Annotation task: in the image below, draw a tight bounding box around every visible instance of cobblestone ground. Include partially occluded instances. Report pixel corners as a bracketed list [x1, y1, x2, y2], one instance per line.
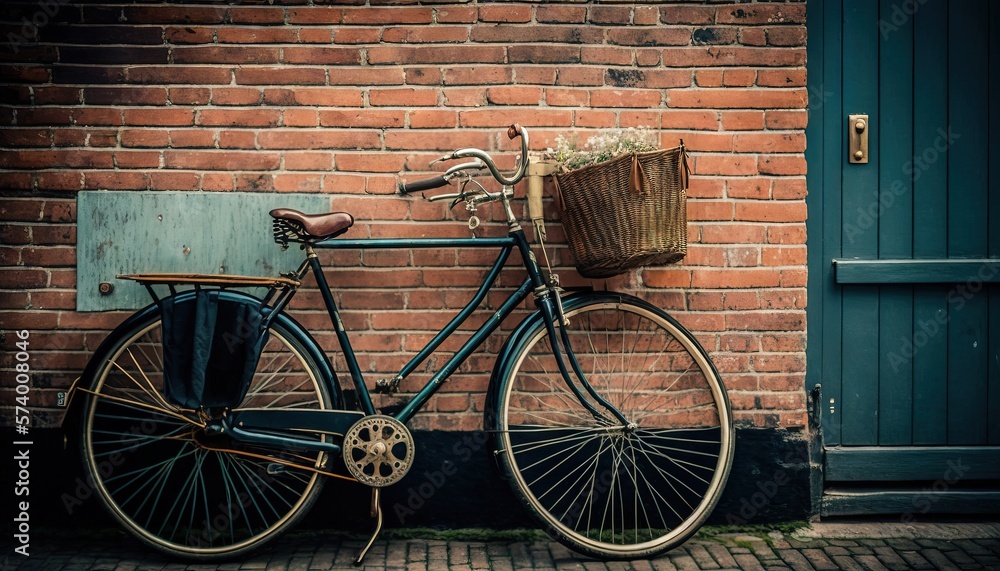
[6, 528, 1000, 571]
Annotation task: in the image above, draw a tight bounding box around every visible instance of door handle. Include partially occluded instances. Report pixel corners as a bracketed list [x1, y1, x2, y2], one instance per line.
[849, 114, 869, 164]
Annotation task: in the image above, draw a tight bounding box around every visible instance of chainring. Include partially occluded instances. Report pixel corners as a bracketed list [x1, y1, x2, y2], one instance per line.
[343, 415, 415, 487]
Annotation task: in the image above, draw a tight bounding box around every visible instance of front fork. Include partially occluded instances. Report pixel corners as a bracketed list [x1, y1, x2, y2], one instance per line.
[534, 282, 631, 427]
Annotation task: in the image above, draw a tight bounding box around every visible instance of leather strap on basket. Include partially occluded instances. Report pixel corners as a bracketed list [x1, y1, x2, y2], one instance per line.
[553, 173, 566, 212]
[679, 140, 690, 190]
[629, 152, 647, 195]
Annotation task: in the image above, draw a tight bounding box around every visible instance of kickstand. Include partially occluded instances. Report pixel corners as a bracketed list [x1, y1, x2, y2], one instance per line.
[353, 488, 382, 566]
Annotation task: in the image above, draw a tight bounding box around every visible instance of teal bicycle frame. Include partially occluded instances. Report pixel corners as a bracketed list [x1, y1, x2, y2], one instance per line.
[222, 223, 629, 455]
[312, 232, 538, 424]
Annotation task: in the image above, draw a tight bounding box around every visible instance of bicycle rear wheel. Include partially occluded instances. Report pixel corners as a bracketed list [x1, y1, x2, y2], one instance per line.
[78, 304, 333, 559]
[491, 293, 733, 559]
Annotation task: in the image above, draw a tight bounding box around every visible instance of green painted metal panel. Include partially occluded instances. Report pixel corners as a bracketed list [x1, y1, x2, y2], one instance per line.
[946, 1, 990, 446]
[840, 0, 880, 446]
[825, 446, 1000, 481]
[834, 259, 1000, 283]
[77, 191, 330, 311]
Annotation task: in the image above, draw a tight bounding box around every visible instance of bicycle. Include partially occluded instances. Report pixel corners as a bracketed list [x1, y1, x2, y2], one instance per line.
[69, 124, 734, 564]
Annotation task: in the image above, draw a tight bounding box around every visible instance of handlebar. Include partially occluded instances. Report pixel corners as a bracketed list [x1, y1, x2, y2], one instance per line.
[397, 124, 529, 196]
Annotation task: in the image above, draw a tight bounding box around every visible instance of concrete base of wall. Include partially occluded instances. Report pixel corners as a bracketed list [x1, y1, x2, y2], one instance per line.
[8, 426, 813, 531]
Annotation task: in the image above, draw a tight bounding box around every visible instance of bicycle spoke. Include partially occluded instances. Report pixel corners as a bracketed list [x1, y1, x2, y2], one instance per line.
[499, 298, 732, 558]
[82, 319, 329, 557]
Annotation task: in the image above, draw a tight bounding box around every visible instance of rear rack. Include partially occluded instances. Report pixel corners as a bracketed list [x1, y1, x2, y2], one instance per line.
[117, 273, 300, 314]
[118, 273, 300, 289]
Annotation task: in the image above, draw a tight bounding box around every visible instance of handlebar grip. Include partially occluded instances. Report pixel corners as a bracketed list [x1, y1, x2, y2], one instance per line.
[507, 124, 523, 140]
[399, 175, 448, 195]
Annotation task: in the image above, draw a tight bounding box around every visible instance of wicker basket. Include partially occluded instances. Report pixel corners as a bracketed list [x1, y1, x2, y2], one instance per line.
[553, 143, 689, 278]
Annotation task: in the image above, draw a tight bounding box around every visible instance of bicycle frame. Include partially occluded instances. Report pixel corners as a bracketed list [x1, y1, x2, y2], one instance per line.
[307, 229, 546, 424]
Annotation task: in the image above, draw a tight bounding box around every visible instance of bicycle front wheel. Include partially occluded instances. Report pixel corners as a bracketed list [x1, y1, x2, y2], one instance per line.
[78, 304, 333, 559]
[491, 293, 733, 559]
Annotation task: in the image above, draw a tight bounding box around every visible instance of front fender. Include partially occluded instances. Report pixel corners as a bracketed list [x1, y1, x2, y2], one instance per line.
[62, 290, 341, 444]
[483, 290, 638, 459]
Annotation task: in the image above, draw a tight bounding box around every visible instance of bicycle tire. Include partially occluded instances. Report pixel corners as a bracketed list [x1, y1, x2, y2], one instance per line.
[78, 297, 333, 559]
[489, 292, 734, 560]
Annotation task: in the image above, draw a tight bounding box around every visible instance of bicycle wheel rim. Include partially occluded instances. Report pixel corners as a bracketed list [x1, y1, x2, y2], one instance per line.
[81, 318, 329, 557]
[498, 300, 733, 557]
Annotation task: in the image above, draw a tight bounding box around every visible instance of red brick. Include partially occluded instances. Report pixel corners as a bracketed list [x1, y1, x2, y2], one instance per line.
[329, 67, 406, 86]
[662, 47, 805, 68]
[607, 28, 691, 46]
[634, 6, 659, 26]
[740, 28, 767, 47]
[661, 6, 715, 25]
[716, 4, 806, 25]
[408, 110, 457, 129]
[590, 89, 661, 108]
[765, 110, 808, 130]
[479, 4, 531, 23]
[335, 153, 407, 173]
[735, 202, 807, 223]
[258, 130, 380, 150]
[198, 109, 281, 128]
[535, 5, 587, 24]
[169, 87, 210, 105]
[211, 88, 264, 106]
[382, 26, 469, 44]
[284, 152, 334, 171]
[127, 66, 232, 85]
[287, 7, 343, 25]
[228, 7, 284, 24]
[319, 110, 404, 128]
[459, 109, 571, 128]
[370, 88, 438, 107]
[721, 111, 766, 131]
[151, 171, 199, 191]
[436, 6, 478, 24]
[282, 47, 361, 65]
[487, 86, 542, 106]
[218, 130, 255, 149]
[172, 46, 279, 65]
[163, 150, 280, 171]
[334, 28, 380, 44]
[734, 133, 806, 153]
[757, 69, 808, 87]
[758, 155, 807, 176]
[668, 88, 808, 109]
[234, 67, 327, 86]
[342, 7, 432, 25]
[120, 109, 186, 128]
[772, 178, 807, 200]
[767, 27, 807, 47]
[217, 27, 300, 44]
[728, 178, 771, 199]
[369, 46, 505, 65]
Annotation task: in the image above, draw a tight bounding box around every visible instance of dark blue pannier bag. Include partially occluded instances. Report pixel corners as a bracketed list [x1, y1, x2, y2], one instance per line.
[160, 290, 269, 409]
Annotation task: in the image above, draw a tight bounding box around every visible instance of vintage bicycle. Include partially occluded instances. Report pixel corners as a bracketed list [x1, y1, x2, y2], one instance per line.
[69, 125, 734, 564]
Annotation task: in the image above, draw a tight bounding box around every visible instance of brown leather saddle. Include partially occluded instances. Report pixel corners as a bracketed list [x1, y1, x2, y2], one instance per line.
[270, 208, 354, 248]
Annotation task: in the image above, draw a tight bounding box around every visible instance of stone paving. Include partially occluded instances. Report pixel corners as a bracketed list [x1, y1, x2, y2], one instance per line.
[5, 525, 999, 571]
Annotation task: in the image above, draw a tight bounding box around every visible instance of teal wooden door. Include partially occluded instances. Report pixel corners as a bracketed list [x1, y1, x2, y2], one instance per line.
[807, 0, 1000, 514]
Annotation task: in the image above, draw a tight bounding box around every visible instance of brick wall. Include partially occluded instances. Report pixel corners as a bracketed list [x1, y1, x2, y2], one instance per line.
[0, 1, 808, 432]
